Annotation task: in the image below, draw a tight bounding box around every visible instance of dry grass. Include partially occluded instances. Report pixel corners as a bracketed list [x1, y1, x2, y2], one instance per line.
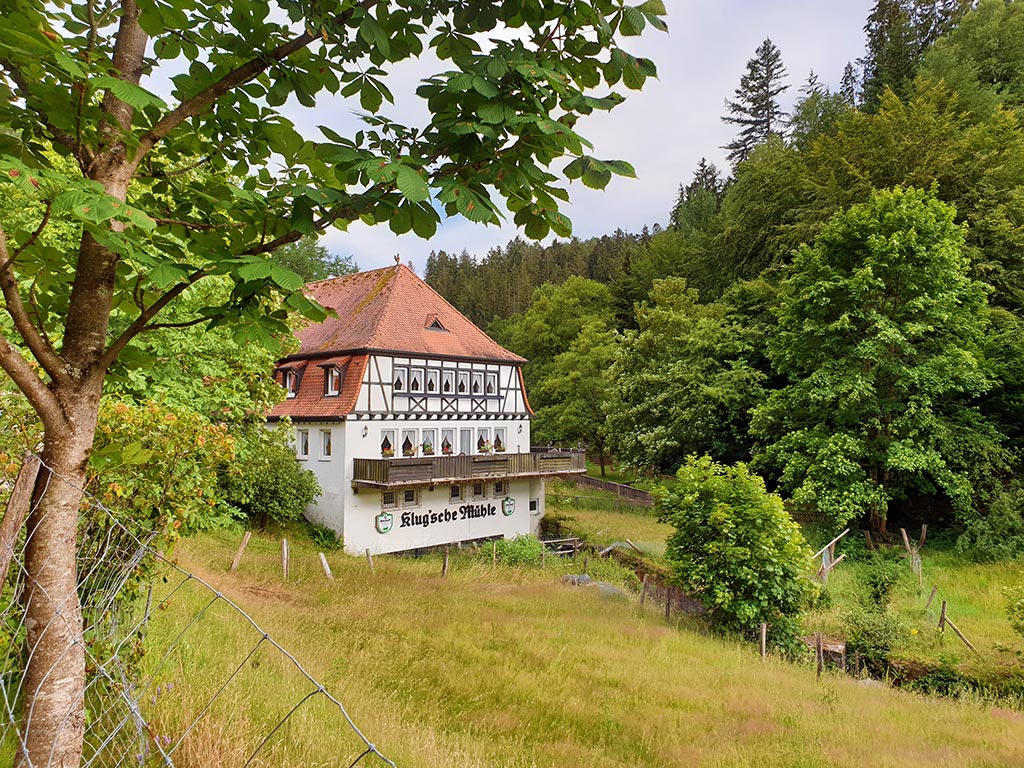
[140, 530, 1024, 767]
[551, 502, 672, 560]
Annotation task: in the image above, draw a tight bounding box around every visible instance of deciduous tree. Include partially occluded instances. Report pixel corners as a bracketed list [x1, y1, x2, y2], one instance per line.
[0, 1, 666, 763]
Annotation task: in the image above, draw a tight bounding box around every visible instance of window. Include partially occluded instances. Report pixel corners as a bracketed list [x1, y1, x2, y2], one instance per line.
[442, 370, 455, 394]
[449, 485, 462, 502]
[296, 429, 309, 459]
[457, 371, 469, 395]
[421, 428, 436, 456]
[380, 429, 396, 458]
[493, 427, 506, 453]
[472, 482, 485, 499]
[427, 317, 447, 331]
[402, 429, 418, 457]
[471, 372, 483, 395]
[409, 367, 425, 394]
[284, 370, 298, 398]
[441, 428, 455, 456]
[477, 428, 491, 454]
[325, 366, 342, 396]
[426, 368, 439, 394]
[485, 373, 498, 396]
[384, 489, 419, 509]
[460, 428, 473, 455]
[393, 366, 407, 393]
[529, 499, 539, 512]
[382, 491, 397, 509]
[402, 489, 419, 506]
[320, 429, 332, 458]
[494, 480, 505, 496]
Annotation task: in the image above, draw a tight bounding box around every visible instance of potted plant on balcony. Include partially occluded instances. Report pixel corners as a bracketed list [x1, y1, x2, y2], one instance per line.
[494, 435, 505, 452]
[382, 447, 395, 458]
[422, 440, 435, 456]
[479, 439, 493, 454]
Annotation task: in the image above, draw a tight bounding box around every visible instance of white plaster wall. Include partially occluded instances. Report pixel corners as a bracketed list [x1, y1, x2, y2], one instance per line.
[346, 480, 533, 555]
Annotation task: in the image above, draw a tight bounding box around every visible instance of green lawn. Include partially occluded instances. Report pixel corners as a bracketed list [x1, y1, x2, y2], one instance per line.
[138, 529, 1024, 768]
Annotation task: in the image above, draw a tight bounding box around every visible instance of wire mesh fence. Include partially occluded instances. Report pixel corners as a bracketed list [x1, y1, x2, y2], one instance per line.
[1, 455, 395, 767]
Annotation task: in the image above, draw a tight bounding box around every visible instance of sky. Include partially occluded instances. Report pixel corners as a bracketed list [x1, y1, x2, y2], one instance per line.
[309, 1, 876, 274]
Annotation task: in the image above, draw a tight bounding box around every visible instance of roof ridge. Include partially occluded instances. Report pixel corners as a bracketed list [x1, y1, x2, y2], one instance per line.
[365, 264, 404, 349]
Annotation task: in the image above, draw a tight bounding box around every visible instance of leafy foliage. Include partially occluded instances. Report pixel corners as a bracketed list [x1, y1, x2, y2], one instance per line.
[219, 426, 320, 530]
[492, 535, 545, 567]
[656, 456, 816, 650]
[752, 187, 994, 531]
[1005, 585, 1024, 641]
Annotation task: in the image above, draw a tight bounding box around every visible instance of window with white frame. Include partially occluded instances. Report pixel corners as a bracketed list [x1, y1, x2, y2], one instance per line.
[442, 370, 455, 394]
[457, 371, 469, 395]
[421, 428, 436, 456]
[460, 428, 472, 455]
[320, 429, 332, 458]
[296, 429, 309, 459]
[402, 488, 419, 506]
[426, 368, 439, 394]
[380, 429, 396, 458]
[284, 370, 298, 398]
[325, 366, 342, 396]
[471, 372, 483, 395]
[477, 427, 491, 454]
[393, 366, 407, 393]
[382, 490, 397, 509]
[493, 427, 507, 453]
[485, 373, 498, 396]
[401, 429, 418, 457]
[409, 367, 425, 394]
[441, 428, 455, 456]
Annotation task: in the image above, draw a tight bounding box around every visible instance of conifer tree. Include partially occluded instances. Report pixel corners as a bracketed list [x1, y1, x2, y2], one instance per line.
[670, 158, 725, 230]
[840, 62, 860, 106]
[722, 38, 790, 165]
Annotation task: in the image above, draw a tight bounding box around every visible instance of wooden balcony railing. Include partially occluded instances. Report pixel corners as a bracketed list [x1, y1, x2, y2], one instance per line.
[352, 451, 585, 488]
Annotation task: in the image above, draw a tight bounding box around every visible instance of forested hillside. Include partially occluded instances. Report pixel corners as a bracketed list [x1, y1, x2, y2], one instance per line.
[425, 0, 1024, 545]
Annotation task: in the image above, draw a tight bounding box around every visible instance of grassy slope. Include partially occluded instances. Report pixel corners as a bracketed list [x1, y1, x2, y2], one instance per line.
[144, 530, 1024, 768]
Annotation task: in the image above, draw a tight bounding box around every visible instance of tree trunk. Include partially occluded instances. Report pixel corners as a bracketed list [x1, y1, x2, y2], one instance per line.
[598, 445, 606, 478]
[16, 393, 101, 768]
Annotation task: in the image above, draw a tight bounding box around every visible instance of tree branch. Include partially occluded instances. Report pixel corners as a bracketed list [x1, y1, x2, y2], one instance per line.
[12, 201, 52, 259]
[0, 333, 59, 426]
[243, 204, 359, 255]
[0, 222, 66, 383]
[0, 59, 88, 160]
[141, 316, 212, 331]
[98, 268, 209, 370]
[152, 217, 224, 231]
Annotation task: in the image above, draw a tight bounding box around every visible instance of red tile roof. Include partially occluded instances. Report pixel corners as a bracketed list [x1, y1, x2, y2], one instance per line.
[288, 264, 525, 363]
[269, 355, 367, 420]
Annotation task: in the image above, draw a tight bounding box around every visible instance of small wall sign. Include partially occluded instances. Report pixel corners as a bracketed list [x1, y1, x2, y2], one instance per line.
[502, 497, 515, 516]
[375, 511, 394, 534]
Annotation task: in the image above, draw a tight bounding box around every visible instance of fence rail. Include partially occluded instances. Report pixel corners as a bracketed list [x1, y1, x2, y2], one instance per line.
[353, 450, 585, 488]
[572, 475, 653, 506]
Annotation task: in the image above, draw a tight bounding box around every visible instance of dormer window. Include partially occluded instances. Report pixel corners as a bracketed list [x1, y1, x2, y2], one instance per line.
[284, 370, 298, 398]
[325, 366, 341, 396]
[425, 314, 448, 332]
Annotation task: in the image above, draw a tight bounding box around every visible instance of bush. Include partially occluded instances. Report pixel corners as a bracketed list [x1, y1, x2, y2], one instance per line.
[492, 535, 545, 567]
[957, 484, 1024, 562]
[1004, 585, 1024, 640]
[845, 609, 905, 675]
[306, 520, 342, 552]
[656, 456, 817, 651]
[861, 550, 904, 611]
[220, 426, 320, 529]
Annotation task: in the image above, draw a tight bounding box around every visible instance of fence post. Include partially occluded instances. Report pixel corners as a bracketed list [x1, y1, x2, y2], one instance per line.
[319, 552, 334, 582]
[925, 584, 937, 610]
[365, 548, 375, 574]
[442, 545, 449, 578]
[815, 633, 823, 680]
[492, 540, 497, 567]
[281, 538, 289, 581]
[640, 574, 649, 607]
[760, 622, 767, 659]
[0, 454, 40, 587]
[665, 587, 671, 622]
[230, 530, 252, 574]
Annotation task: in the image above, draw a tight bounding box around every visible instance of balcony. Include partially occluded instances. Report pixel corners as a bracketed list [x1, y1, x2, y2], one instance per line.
[352, 450, 585, 489]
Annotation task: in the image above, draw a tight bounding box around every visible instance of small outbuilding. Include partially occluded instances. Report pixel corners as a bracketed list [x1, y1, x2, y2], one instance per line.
[268, 263, 584, 555]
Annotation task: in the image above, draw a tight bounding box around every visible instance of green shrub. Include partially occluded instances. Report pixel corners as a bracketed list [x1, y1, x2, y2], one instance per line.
[220, 426, 320, 529]
[861, 550, 904, 611]
[655, 456, 817, 651]
[306, 520, 342, 552]
[845, 609, 905, 675]
[957, 484, 1024, 562]
[1004, 585, 1024, 639]
[492, 535, 545, 567]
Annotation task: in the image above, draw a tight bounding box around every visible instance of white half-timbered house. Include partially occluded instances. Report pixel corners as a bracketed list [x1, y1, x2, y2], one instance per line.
[268, 263, 585, 555]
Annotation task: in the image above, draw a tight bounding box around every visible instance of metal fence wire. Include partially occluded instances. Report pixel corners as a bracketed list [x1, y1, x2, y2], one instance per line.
[0, 455, 395, 767]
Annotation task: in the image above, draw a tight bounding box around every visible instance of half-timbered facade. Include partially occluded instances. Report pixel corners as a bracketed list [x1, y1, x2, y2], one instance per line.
[267, 263, 584, 555]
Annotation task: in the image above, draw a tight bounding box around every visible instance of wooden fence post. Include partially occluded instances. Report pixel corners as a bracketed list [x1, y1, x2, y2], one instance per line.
[492, 540, 497, 567]
[319, 552, 334, 581]
[925, 584, 937, 610]
[665, 587, 672, 622]
[230, 531, 252, 574]
[442, 545, 450, 578]
[918, 524, 928, 549]
[365, 548, 375, 574]
[815, 633, 823, 680]
[0, 455, 40, 588]
[281, 538, 289, 581]
[938, 600, 947, 630]
[640, 574, 649, 607]
[760, 622, 767, 659]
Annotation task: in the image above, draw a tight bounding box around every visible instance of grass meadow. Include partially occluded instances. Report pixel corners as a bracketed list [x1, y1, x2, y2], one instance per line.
[140, 528, 1024, 768]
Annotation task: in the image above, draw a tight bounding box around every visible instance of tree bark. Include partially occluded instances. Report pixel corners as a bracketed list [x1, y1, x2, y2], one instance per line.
[16, 389, 102, 768]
